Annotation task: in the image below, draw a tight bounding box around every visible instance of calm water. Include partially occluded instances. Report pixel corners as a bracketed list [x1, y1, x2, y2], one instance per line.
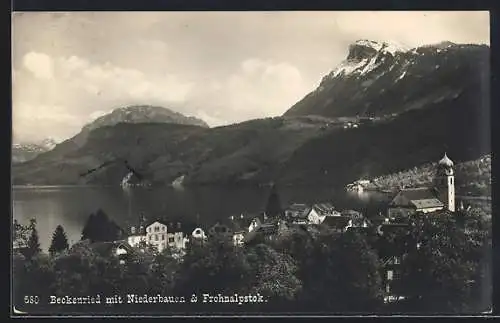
[12, 185, 391, 251]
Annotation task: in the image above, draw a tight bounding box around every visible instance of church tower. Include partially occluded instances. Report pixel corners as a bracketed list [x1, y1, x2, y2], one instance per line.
[435, 153, 455, 212]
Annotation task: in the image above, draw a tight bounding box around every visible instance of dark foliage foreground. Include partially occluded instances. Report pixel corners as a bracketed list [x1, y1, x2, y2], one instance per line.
[13, 208, 491, 315]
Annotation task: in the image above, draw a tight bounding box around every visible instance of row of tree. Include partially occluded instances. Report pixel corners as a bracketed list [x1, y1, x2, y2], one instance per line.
[13, 208, 121, 261]
[12, 206, 492, 314]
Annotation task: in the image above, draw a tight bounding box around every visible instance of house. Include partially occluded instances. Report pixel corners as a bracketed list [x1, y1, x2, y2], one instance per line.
[308, 203, 341, 224]
[387, 187, 444, 218]
[226, 216, 249, 246]
[242, 220, 285, 245]
[321, 216, 352, 233]
[127, 219, 189, 253]
[285, 204, 312, 224]
[128, 225, 147, 247]
[387, 153, 456, 218]
[341, 209, 370, 229]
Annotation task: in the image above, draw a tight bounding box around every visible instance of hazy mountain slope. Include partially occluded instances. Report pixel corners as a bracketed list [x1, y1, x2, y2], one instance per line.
[284, 40, 489, 119]
[12, 138, 58, 164]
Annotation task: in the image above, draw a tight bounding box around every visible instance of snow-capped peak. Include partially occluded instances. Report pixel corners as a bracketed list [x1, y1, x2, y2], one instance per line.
[354, 39, 410, 55]
[12, 138, 58, 151]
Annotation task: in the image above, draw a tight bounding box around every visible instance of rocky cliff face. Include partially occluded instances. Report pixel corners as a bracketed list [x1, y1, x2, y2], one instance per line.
[284, 40, 489, 119]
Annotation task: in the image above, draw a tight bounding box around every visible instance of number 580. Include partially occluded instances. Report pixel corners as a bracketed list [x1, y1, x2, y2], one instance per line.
[24, 296, 39, 304]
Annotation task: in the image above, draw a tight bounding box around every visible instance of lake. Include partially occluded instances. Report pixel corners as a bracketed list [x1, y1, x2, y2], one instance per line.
[12, 185, 391, 251]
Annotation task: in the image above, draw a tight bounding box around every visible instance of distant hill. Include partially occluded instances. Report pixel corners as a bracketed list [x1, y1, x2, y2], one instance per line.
[12, 138, 58, 164]
[12, 41, 490, 188]
[83, 105, 209, 133]
[12, 117, 334, 186]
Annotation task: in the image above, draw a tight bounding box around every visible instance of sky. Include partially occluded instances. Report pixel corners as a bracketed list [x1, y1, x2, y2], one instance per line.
[12, 11, 490, 143]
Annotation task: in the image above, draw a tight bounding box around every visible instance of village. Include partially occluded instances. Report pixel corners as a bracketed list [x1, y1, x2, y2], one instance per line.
[100, 153, 466, 303]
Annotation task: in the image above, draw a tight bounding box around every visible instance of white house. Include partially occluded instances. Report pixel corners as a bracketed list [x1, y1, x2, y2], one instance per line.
[308, 203, 341, 224]
[127, 220, 189, 253]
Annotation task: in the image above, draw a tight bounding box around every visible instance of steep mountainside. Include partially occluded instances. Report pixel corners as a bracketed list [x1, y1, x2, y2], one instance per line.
[284, 40, 489, 119]
[12, 41, 490, 187]
[12, 138, 58, 164]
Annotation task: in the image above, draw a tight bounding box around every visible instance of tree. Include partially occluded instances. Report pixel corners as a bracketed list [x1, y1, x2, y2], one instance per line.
[13, 218, 34, 250]
[394, 211, 486, 313]
[25, 220, 41, 260]
[244, 243, 302, 309]
[81, 209, 122, 242]
[49, 225, 70, 255]
[174, 236, 252, 296]
[265, 184, 283, 219]
[52, 242, 124, 297]
[275, 226, 383, 312]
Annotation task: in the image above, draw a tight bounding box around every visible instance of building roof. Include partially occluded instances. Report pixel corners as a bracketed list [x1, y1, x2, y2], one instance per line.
[322, 216, 351, 229]
[144, 219, 191, 234]
[410, 198, 444, 209]
[312, 203, 338, 216]
[226, 214, 256, 233]
[341, 209, 363, 219]
[242, 222, 279, 243]
[438, 153, 454, 167]
[80, 240, 134, 256]
[286, 203, 312, 218]
[389, 187, 442, 208]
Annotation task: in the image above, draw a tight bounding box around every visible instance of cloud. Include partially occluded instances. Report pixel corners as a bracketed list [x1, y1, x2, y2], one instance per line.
[334, 11, 490, 47]
[12, 103, 84, 142]
[186, 58, 312, 125]
[11, 12, 490, 142]
[13, 51, 195, 142]
[22, 52, 54, 79]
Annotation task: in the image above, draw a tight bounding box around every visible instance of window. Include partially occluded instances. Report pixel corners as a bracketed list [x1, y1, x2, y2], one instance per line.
[155, 226, 160, 232]
[149, 235, 152, 241]
[387, 270, 393, 281]
[450, 178, 453, 185]
[155, 234, 158, 241]
[162, 234, 165, 240]
[169, 237, 175, 243]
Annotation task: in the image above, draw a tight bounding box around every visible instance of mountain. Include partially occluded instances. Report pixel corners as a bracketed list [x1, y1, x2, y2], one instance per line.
[284, 40, 489, 119]
[12, 117, 334, 186]
[12, 138, 58, 164]
[84, 105, 209, 132]
[276, 40, 489, 186]
[12, 41, 490, 187]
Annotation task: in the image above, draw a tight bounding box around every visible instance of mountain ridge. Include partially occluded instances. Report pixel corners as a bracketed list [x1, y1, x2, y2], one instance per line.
[12, 41, 490, 188]
[284, 41, 488, 119]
